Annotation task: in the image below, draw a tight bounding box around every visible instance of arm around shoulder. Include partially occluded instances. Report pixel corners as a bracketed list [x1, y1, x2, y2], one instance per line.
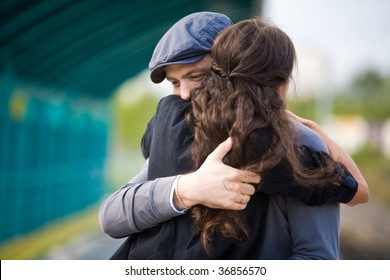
[287, 111, 369, 206]
[304, 120, 369, 206]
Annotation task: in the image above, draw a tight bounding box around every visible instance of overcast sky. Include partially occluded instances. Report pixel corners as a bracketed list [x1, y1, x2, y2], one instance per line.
[262, 0, 390, 91]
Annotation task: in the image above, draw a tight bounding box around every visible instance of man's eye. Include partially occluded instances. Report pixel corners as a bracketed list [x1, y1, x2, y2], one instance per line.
[191, 75, 203, 81]
[170, 81, 179, 87]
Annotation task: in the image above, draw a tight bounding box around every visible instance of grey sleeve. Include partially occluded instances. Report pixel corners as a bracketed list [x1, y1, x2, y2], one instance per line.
[292, 119, 329, 153]
[98, 159, 182, 238]
[286, 197, 340, 260]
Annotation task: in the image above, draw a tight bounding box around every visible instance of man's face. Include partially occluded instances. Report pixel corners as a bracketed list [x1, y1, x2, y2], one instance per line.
[165, 54, 213, 100]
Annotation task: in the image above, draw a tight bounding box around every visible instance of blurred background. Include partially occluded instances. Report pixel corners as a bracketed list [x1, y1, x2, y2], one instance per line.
[0, 0, 389, 260]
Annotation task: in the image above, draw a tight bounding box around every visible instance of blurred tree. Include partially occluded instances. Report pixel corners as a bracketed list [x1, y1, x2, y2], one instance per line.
[334, 69, 390, 121]
[353, 146, 390, 204]
[287, 98, 317, 120]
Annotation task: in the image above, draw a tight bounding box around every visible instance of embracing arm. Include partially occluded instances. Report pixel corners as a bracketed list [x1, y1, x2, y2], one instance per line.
[99, 159, 182, 238]
[99, 138, 260, 238]
[287, 111, 369, 206]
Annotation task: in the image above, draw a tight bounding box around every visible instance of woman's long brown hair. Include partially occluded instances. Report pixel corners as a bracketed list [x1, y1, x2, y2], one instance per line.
[186, 18, 344, 255]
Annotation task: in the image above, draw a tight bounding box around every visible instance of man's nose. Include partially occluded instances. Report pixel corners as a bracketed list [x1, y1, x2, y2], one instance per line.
[179, 83, 191, 100]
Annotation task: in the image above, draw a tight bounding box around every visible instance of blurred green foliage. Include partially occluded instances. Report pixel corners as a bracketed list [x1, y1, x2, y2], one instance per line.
[334, 69, 390, 121]
[105, 91, 160, 190]
[110, 92, 160, 149]
[353, 147, 390, 204]
[287, 98, 316, 120]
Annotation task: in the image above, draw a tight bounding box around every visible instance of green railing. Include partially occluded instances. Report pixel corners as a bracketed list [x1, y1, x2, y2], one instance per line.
[0, 77, 110, 243]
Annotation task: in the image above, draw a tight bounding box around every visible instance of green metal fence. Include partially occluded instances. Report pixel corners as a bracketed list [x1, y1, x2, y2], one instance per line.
[0, 76, 110, 243]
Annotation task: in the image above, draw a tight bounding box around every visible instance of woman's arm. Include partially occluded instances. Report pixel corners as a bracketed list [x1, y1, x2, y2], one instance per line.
[286, 111, 369, 206]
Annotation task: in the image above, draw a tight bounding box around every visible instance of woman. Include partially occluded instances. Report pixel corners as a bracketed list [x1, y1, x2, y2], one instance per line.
[184, 17, 355, 256]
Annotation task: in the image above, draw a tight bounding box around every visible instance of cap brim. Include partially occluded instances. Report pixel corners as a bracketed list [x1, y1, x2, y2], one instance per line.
[150, 54, 205, 83]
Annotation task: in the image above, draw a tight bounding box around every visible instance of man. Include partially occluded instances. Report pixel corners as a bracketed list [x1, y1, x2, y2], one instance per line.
[99, 12, 368, 259]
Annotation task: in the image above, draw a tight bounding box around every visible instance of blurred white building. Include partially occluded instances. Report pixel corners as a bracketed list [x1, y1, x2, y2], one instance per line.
[322, 115, 369, 155]
[382, 119, 390, 158]
[292, 48, 332, 97]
